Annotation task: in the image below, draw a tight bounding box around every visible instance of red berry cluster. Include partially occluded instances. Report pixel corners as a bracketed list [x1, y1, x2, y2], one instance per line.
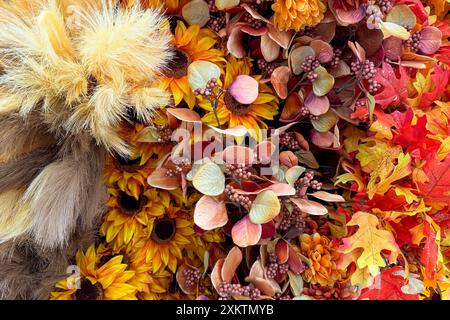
[279, 207, 306, 232]
[165, 158, 191, 177]
[183, 268, 202, 287]
[330, 49, 342, 68]
[295, 171, 322, 196]
[405, 31, 422, 52]
[242, 11, 264, 29]
[266, 253, 290, 279]
[207, 13, 226, 32]
[280, 132, 300, 150]
[193, 78, 219, 98]
[156, 124, 172, 143]
[257, 59, 278, 77]
[366, 4, 383, 30]
[217, 282, 261, 300]
[301, 56, 321, 82]
[225, 185, 252, 210]
[378, 0, 393, 14]
[224, 163, 252, 180]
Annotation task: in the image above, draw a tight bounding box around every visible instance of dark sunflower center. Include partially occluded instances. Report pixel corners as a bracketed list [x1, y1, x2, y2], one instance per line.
[163, 49, 190, 78]
[151, 218, 176, 243]
[75, 278, 103, 300]
[223, 91, 251, 116]
[113, 154, 141, 172]
[118, 192, 148, 215]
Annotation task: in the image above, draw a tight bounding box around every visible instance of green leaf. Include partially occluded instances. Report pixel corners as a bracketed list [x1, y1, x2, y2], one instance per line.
[366, 93, 375, 124]
[311, 110, 339, 132]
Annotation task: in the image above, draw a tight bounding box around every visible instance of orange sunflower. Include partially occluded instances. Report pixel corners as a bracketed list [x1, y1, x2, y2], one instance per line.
[50, 245, 137, 300]
[132, 205, 195, 273]
[159, 21, 225, 108]
[100, 187, 171, 252]
[198, 56, 279, 142]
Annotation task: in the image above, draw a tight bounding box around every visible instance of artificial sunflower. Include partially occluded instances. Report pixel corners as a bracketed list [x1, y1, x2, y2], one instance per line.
[272, 0, 327, 31]
[50, 245, 137, 300]
[159, 21, 224, 108]
[104, 122, 172, 199]
[199, 56, 279, 142]
[126, 250, 173, 299]
[100, 187, 171, 252]
[133, 205, 195, 273]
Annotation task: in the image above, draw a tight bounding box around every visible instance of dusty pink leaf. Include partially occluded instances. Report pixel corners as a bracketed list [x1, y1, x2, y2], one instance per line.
[280, 150, 299, 168]
[290, 197, 328, 215]
[275, 239, 289, 264]
[261, 34, 280, 62]
[194, 195, 228, 230]
[310, 39, 334, 63]
[418, 26, 442, 55]
[231, 216, 262, 248]
[211, 258, 224, 291]
[227, 26, 245, 58]
[223, 145, 255, 165]
[308, 191, 345, 202]
[221, 246, 243, 283]
[229, 75, 259, 104]
[311, 130, 334, 148]
[304, 92, 330, 116]
[166, 108, 202, 123]
[271, 66, 291, 99]
[256, 140, 276, 164]
[147, 168, 181, 190]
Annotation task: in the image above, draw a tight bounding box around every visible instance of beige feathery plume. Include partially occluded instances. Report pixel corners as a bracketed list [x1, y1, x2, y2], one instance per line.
[0, 0, 172, 156]
[22, 144, 107, 249]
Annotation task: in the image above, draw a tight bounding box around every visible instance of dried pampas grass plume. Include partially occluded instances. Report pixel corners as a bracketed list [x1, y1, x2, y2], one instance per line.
[0, 0, 173, 298]
[0, 0, 172, 155]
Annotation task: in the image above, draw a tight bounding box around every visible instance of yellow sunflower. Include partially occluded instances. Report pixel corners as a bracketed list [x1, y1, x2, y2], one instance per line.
[50, 245, 137, 300]
[133, 205, 195, 273]
[159, 21, 225, 108]
[272, 0, 327, 31]
[125, 250, 173, 299]
[100, 187, 171, 252]
[199, 56, 279, 142]
[104, 122, 172, 199]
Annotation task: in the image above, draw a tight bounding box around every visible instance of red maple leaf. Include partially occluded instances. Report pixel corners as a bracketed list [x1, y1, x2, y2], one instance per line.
[421, 219, 439, 284]
[358, 267, 420, 300]
[417, 154, 450, 204]
[374, 62, 409, 109]
[418, 66, 450, 109]
[392, 109, 441, 159]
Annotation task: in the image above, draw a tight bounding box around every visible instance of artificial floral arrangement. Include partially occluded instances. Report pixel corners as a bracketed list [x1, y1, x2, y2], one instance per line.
[0, 0, 448, 300]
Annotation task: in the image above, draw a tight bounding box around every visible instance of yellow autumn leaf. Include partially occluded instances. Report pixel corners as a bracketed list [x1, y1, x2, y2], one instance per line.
[339, 212, 401, 271]
[394, 186, 419, 204]
[373, 200, 431, 222]
[367, 152, 412, 198]
[437, 136, 450, 161]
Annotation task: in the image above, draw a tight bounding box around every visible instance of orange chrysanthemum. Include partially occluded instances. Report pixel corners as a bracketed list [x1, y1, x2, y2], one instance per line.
[272, 0, 327, 31]
[300, 233, 347, 287]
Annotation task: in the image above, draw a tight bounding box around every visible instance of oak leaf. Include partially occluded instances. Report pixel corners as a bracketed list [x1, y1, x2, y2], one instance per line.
[339, 212, 401, 271]
[358, 266, 420, 300]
